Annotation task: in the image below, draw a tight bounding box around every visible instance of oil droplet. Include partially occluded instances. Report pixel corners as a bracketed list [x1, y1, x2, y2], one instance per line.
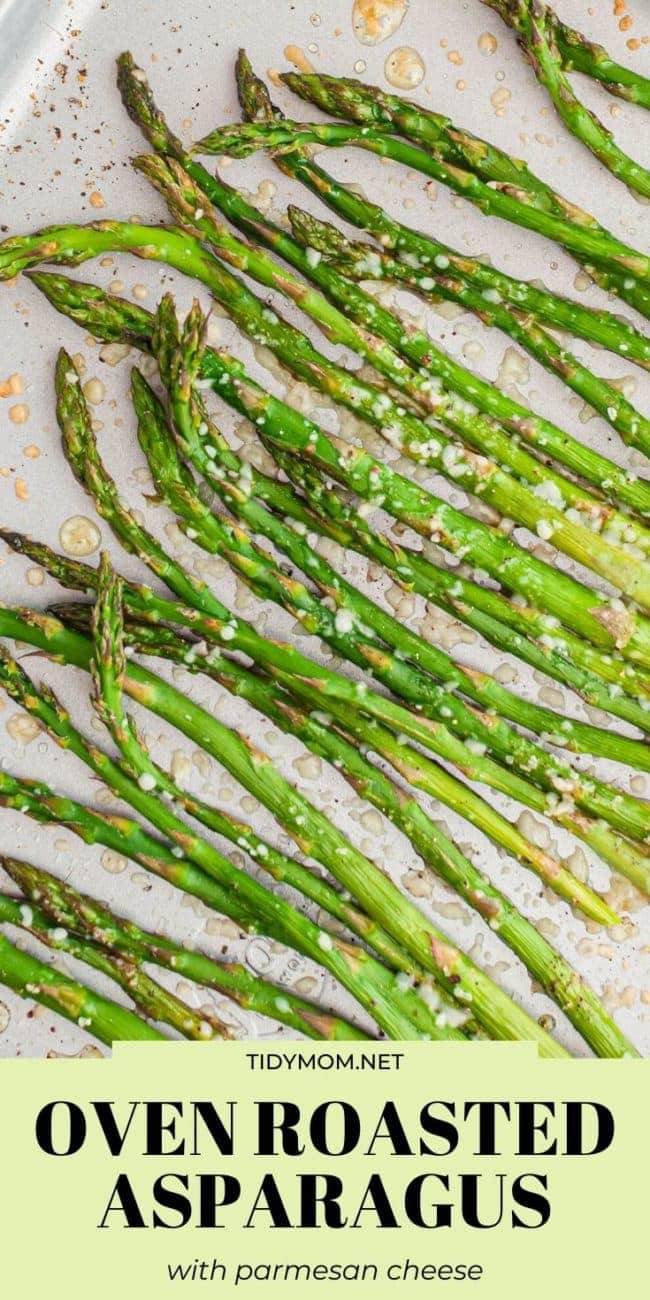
[6, 713, 42, 743]
[352, 0, 409, 46]
[478, 31, 497, 55]
[490, 85, 511, 115]
[100, 849, 127, 874]
[99, 341, 131, 367]
[0, 373, 24, 398]
[385, 45, 425, 89]
[82, 377, 105, 405]
[8, 403, 29, 424]
[283, 44, 316, 74]
[59, 514, 101, 557]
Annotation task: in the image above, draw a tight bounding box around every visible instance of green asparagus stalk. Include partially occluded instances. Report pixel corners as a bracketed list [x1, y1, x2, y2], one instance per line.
[482, 0, 650, 196]
[192, 117, 650, 283]
[286, 203, 650, 467]
[138, 154, 650, 539]
[1, 858, 370, 1041]
[0, 770, 386, 1041]
[0, 876, 227, 1041]
[22, 273, 650, 721]
[544, 7, 650, 107]
[75, 545, 443, 985]
[85, 609, 637, 1059]
[0, 649, 458, 1044]
[0, 930, 164, 1045]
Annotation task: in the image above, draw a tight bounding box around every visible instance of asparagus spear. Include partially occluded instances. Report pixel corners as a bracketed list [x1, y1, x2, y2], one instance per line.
[59, 351, 640, 897]
[0, 771, 387, 1041]
[23, 273, 650, 720]
[483, 0, 650, 197]
[121, 47, 650, 354]
[139, 153, 650, 537]
[0, 877, 227, 1041]
[82, 608, 638, 1060]
[0, 649, 456, 1044]
[1, 858, 369, 1041]
[191, 118, 650, 284]
[0, 931, 164, 1045]
[543, 6, 650, 107]
[23, 266, 650, 664]
[286, 203, 650, 467]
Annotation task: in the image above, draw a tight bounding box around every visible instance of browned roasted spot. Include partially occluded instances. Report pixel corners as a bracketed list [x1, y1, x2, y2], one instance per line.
[533, 850, 561, 883]
[464, 449, 494, 479]
[470, 891, 501, 920]
[299, 1009, 343, 1036]
[429, 936, 459, 975]
[592, 602, 634, 647]
[124, 677, 154, 706]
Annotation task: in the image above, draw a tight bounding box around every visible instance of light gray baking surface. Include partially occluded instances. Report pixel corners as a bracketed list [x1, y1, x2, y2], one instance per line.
[0, 0, 648, 1057]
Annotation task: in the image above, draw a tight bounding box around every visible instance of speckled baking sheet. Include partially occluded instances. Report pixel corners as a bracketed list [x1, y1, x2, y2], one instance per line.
[0, 0, 648, 1057]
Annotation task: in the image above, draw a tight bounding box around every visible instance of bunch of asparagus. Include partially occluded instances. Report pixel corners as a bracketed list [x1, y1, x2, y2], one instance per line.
[0, 45, 647, 1056]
